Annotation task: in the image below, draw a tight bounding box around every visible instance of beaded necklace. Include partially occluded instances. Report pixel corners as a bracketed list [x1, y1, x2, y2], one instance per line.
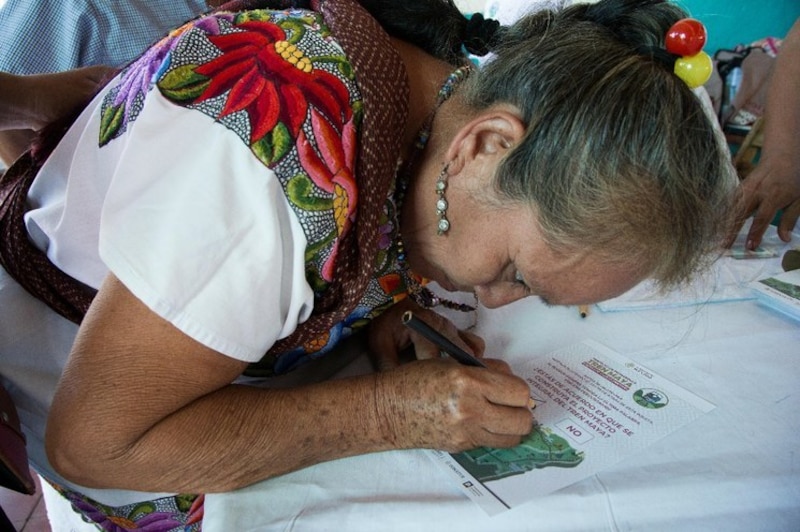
[394, 65, 476, 313]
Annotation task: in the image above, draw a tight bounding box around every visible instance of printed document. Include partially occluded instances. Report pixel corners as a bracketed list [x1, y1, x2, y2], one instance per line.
[430, 340, 714, 515]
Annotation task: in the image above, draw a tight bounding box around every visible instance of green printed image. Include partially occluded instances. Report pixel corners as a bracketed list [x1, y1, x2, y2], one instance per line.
[452, 425, 584, 483]
[633, 388, 669, 409]
[761, 277, 800, 301]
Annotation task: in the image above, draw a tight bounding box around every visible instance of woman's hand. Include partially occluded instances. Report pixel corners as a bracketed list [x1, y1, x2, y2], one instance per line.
[367, 299, 533, 451]
[374, 357, 535, 451]
[366, 298, 484, 371]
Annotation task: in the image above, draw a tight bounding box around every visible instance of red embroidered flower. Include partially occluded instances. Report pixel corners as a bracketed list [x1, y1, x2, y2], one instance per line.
[296, 108, 358, 281]
[194, 20, 351, 143]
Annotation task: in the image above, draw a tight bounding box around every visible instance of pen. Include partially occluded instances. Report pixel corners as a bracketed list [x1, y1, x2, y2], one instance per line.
[578, 305, 589, 318]
[402, 310, 486, 367]
[401, 311, 536, 409]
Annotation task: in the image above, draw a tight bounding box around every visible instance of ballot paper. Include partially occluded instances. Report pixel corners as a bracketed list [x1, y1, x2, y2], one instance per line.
[750, 269, 800, 322]
[429, 340, 714, 516]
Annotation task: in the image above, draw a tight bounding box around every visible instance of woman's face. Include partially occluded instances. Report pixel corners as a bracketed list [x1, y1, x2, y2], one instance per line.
[404, 103, 647, 309]
[407, 190, 647, 309]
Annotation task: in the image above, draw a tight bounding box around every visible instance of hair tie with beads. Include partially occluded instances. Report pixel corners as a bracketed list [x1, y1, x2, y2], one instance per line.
[462, 13, 500, 57]
[638, 18, 713, 89]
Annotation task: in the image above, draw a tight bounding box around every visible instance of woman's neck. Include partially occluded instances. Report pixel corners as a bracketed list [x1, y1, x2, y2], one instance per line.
[389, 38, 459, 163]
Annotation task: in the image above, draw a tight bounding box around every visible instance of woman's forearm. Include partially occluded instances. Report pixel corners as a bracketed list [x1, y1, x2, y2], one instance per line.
[53, 375, 393, 493]
[760, 19, 800, 169]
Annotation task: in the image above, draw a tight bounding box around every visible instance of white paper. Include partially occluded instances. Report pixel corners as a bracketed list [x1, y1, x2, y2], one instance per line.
[430, 340, 715, 515]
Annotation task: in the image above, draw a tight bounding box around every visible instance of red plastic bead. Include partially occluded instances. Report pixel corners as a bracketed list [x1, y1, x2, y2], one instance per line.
[665, 18, 707, 56]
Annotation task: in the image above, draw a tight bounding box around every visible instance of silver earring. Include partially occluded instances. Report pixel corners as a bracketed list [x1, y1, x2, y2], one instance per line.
[435, 164, 450, 235]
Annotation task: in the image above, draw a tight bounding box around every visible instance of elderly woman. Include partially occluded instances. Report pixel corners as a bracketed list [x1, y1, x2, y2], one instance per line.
[0, 0, 736, 528]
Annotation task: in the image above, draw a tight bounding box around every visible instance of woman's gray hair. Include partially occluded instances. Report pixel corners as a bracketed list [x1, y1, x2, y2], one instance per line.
[462, 0, 739, 288]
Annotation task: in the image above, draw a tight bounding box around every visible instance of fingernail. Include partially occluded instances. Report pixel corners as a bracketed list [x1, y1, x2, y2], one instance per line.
[528, 397, 536, 410]
[746, 239, 755, 251]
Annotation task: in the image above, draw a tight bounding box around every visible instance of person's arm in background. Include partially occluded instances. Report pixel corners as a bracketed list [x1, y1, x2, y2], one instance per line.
[0, 66, 113, 164]
[736, 18, 800, 249]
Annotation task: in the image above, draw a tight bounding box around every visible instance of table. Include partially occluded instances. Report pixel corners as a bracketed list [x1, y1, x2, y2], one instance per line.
[203, 231, 800, 531]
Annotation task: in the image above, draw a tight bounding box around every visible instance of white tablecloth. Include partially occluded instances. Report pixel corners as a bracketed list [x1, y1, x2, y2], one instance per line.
[204, 232, 800, 531]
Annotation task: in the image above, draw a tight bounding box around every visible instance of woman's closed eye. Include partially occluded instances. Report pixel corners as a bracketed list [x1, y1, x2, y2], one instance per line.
[512, 270, 533, 297]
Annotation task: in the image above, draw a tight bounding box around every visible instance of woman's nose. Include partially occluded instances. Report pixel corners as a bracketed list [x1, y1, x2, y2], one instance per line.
[474, 283, 529, 309]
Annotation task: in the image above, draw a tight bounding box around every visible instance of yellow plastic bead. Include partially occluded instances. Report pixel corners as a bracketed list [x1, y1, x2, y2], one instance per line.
[673, 51, 712, 89]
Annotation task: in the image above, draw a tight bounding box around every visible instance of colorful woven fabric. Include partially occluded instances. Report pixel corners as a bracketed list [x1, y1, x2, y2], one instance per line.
[49, 480, 204, 532]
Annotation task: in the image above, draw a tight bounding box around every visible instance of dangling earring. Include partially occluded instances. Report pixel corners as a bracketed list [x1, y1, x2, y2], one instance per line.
[436, 164, 450, 235]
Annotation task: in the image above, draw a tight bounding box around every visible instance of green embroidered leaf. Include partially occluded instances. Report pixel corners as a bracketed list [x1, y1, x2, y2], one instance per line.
[158, 65, 210, 103]
[352, 100, 364, 127]
[312, 55, 354, 79]
[373, 247, 390, 273]
[338, 61, 353, 79]
[287, 173, 333, 211]
[303, 227, 336, 292]
[303, 227, 337, 264]
[98, 103, 126, 146]
[252, 122, 292, 166]
[279, 19, 307, 44]
[316, 20, 333, 39]
[305, 268, 329, 293]
[128, 501, 158, 520]
[235, 10, 272, 24]
[175, 494, 197, 512]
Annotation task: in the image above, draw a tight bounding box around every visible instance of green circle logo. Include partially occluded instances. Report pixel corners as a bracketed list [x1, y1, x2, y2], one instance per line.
[633, 388, 669, 409]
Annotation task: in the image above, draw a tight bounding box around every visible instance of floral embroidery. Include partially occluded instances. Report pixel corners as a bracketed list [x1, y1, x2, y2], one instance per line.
[378, 273, 408, 304]
[98, 8, 362, 297]
[98, 19, 215, 146]
[272, 305, 373, 374]
[269, 180, 405, 375]
[49, 479, 202, 532]
[192, 18, 351, 144]
[295, 108, 358, 282]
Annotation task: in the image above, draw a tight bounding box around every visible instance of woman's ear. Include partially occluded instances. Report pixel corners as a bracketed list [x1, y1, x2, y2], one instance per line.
[445, 107, 525, 176]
